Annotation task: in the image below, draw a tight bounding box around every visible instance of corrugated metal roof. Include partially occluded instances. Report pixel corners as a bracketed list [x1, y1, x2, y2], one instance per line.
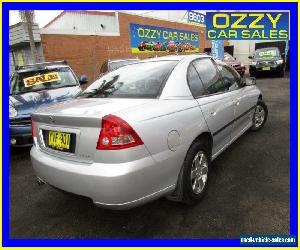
[41, 11, 120, 36]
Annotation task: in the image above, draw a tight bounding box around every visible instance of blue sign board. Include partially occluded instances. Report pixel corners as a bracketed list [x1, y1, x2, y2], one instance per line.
[188, 11, 205, 25]
[206, 12, 289, 40]
[130, 23, 200, 53]
[211, 40, 224, 60]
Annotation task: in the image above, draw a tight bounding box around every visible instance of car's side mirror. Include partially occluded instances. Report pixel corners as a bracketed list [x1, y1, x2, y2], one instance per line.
[240, 77, 256, 87]
[245, 77, 256, 86]
[248, 55, 253, 59]
[79, 75, 88, 85]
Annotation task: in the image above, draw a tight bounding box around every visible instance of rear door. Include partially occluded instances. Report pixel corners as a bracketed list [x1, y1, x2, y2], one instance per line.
[188, 58, 235, 156]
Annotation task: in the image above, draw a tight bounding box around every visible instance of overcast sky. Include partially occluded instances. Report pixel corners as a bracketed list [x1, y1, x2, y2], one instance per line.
[10, 10, 63, 27]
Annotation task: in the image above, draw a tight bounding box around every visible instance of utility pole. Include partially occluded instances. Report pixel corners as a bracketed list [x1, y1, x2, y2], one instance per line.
[19, 10, 38, 64]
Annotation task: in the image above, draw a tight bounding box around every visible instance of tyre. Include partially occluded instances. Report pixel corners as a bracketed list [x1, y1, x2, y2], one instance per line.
[179, 139, 211, 205]
[278, 69, 285, 77]
[251, 100, 268, 131]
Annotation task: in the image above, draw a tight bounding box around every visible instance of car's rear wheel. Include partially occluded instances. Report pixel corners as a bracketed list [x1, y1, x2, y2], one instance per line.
[180, 139, 210, 205]
[251, 100, 268, 131]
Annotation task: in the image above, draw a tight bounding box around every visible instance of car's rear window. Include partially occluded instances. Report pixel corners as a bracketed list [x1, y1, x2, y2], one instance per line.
[78, 61, 177, 99]
[109, 60, 140, 71]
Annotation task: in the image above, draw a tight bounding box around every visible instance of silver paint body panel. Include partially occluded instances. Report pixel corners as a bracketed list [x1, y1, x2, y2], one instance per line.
[31, 55, 261, 209]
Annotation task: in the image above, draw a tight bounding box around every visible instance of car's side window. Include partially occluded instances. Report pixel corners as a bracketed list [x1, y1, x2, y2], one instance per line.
[187, 64, 205, 97]
[193, 58, 227, 95]
[217, 65, 241, 91]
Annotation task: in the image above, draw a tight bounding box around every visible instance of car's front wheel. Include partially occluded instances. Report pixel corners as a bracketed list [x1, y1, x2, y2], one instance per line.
[180, 139, 210, 205]
[278, 69, 285, 77]
[251, 100, 268, 131]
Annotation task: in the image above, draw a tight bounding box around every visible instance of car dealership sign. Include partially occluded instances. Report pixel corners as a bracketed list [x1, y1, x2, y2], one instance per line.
[188, 11, 205, 25]
[206, 12, 289, 40]
[130, 23, 200, 53]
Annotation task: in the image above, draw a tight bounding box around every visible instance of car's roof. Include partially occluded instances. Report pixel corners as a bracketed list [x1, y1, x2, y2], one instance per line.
[255, 47, 279, 51]
[16, 64, 69, 74]
[141, 54, 211, 62]
[109, 58, 140, 63]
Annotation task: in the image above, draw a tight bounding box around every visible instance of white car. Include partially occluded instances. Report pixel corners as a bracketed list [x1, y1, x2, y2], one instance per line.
[31, 55, 268, 209]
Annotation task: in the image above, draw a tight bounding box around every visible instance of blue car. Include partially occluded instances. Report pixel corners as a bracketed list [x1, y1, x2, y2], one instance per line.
[9, 61, 87, 147]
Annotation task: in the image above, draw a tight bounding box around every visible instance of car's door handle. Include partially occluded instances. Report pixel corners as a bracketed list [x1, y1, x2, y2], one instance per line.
[210, 111, 217, 116]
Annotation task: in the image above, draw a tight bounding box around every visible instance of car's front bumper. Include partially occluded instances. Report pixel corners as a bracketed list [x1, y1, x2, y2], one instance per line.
[30, 146, 175, 209]
[249, 64, 284, 74]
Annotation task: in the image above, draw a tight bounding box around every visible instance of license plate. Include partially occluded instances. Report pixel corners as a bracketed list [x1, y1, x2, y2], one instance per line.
[262, 66, 271, 71]
[48, 131, 71, 152]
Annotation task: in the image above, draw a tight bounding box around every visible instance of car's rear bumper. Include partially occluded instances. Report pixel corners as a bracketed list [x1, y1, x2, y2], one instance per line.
[30, 146, 175, 209]
[10, 124, 33, 147]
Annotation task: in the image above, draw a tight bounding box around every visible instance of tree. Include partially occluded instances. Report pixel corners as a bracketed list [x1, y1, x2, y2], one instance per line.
[19, 10, 38, 63]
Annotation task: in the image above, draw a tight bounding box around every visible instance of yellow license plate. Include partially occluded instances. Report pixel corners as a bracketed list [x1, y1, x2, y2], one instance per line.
[262, 66, 271, 71]
[48, 131, 71, 151]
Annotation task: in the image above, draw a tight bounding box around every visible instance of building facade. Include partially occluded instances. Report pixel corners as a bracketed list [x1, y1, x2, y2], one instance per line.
[9, 22, 44, 75]
[40, 11, 211, 82]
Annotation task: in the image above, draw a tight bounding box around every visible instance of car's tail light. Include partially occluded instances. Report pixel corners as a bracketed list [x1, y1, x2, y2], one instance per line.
[96, 114, 143, 150]
[31, 118, 36, 138]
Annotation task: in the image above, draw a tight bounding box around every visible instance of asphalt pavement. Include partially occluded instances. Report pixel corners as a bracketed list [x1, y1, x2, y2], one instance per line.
[10, 73, 290, 238]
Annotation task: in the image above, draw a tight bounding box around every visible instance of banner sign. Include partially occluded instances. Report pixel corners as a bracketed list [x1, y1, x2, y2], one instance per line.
[211, 40, 224, 60]
[130, 23, 200, 53]
[206, 12, 289, 40]
[188, 11, 205, 25]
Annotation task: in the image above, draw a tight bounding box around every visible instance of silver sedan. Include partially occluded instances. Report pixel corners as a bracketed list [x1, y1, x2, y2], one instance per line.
[30, 55, 268, 209]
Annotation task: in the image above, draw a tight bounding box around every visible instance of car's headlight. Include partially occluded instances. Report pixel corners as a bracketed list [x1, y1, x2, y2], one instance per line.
[9, 105, 17, 118]
[276, 59, 284, 65]
[249, 61, 257, 66]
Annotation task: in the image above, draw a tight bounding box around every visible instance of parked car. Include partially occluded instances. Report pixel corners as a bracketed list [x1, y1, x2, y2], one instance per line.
[167, 41, 177, 52]
[31, 55, 268, 209]
[9, 61, 87, 147]
[160, 42, 168, 51]
[138, 41, 156, 51]
[249, 47, 285, 77]
[153, 42, 162, 51]
[99, 58, 140, 76]
[223, 52, 246, 77]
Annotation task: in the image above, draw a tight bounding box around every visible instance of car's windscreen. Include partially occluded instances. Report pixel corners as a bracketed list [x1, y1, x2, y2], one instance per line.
[78, 61, 177, 99]
[254, 48, 279, 58]
[10, 67, 78, 95]
[223, 53, 235, 61]
[109, 60, 140, 71]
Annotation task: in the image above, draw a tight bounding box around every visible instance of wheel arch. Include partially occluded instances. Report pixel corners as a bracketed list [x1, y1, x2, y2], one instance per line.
[191, 132, 213, 159]
[167, 131, 213, 202]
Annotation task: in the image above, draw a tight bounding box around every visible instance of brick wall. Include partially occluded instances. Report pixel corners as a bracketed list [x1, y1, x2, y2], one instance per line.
[41, 12, 210, 83]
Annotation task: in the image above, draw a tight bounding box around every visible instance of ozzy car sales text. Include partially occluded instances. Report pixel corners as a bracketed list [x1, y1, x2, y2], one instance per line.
[137, 28, 198, 42]
[206, 12, 289, 40]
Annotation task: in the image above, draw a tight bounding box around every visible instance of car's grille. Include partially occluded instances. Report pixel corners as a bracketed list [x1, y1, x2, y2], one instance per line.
[257, 61, 276, 67]
[10, 117, 31, 126]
